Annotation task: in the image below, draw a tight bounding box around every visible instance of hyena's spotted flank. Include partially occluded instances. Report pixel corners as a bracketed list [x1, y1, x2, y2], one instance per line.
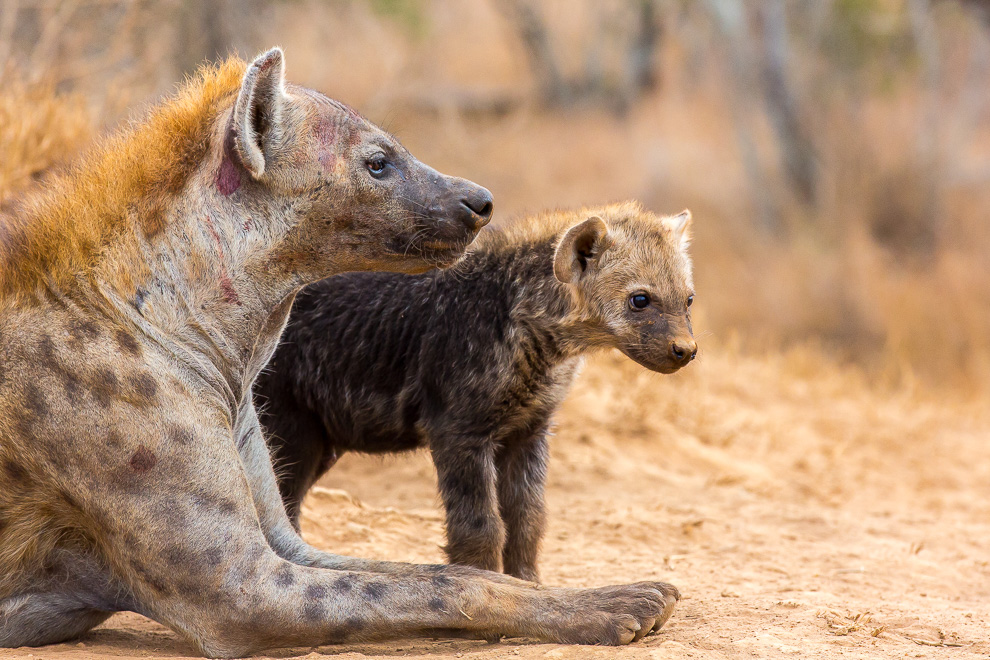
[0, 49, 677, 657]
[257, 202, 697, 582]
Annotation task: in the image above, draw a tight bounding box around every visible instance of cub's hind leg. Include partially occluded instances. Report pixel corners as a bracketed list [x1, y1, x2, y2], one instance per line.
[256, 386, 337, 528]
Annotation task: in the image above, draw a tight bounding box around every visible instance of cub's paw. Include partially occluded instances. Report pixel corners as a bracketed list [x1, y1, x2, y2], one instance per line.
[552, 581, 679, 645]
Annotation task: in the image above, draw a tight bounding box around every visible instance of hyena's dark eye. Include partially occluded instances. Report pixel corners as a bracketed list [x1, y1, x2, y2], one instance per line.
[367, 156, 388, 178]
[629, 292, 651, 310]
[687, 295, 694, 308]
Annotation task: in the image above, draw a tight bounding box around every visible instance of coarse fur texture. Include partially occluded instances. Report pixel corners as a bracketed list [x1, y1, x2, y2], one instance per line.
[0, 49, 678, 657]
[256, 201, 696, 582]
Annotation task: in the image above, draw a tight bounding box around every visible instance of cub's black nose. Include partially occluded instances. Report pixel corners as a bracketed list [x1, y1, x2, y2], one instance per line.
[459, 185, 494, 231]
[670, 339, 698, 365]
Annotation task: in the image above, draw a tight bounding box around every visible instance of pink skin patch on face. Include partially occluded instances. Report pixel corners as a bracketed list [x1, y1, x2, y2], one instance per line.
[217, 125, 242, 196]
[217, 155, 241, 195]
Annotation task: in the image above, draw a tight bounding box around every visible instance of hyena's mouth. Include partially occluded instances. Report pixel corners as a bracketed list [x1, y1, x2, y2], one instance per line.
[414, 237, 473, 268]
[390, 227, 475, 269]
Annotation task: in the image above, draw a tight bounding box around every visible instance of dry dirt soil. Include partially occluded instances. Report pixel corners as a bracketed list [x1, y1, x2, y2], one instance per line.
[2, 347, 988, 660]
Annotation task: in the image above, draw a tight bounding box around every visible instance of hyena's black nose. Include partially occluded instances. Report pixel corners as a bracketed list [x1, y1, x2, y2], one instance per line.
[670, 339, 698, 365]
[458, 184, 494, 232]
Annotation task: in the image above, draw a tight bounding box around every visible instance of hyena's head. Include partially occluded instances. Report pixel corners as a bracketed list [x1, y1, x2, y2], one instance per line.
[554, 203, 697, 374]
[223, 48, 493, 278]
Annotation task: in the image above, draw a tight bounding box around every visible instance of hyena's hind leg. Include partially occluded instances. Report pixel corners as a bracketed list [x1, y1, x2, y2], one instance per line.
[0, 548, 135, 647]
[0, 593, 113, 647]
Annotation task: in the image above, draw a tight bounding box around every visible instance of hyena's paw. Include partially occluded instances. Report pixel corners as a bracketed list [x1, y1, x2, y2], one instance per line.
[550, 581, 680, 645]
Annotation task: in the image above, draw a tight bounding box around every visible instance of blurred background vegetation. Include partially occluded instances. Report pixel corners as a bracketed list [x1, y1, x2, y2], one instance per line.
[2, 0, 989, 395]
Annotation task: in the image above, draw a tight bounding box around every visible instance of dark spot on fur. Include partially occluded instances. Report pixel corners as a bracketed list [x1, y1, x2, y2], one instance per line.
[56, 488, 81, 510]
[38, 335, 58, 367]
[92, 369, 120, 408]
[363, 581, 388, 601]
[164, 545, 192, 567]
[115, 329, 141, 357]
[129, 445, 157, 473]
[67, 318, 100, 343]
[62, 370, 82, 403]
[431, 574, 453, 588]
[129, 559, 172, 596]
[3, 459, 28, 485]
[23, 383, 49, 420]
[204, 547, 224, 568]
[142, 204, 168, 237]
[334, 575, 354, 593]
[428, 596, 446, 612]
[167, 424, 195, 445]
[274, 563, 295, 588]
[344, 617, 366, 633]
[128, 373, 158, 400]
[302, 584, 327, 622]
[133, 288, 148, 314]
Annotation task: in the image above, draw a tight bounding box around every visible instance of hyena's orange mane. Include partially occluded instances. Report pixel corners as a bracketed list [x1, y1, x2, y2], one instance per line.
[0, 57, 247, 297]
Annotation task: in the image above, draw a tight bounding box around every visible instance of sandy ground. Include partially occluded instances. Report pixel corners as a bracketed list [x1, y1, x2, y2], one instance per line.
[2, 347, 988, 660]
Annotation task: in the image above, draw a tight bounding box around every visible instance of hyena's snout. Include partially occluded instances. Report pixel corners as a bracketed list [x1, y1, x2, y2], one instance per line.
[669, 336, 698, 367]
[447, 177, 493, 233]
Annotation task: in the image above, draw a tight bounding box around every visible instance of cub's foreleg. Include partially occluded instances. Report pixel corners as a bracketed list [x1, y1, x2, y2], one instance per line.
[431, 435, 505, 573]
[496, 429, 550, 582]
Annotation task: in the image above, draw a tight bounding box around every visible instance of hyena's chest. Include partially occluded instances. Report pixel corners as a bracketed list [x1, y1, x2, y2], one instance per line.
[492, 357, 583, 439]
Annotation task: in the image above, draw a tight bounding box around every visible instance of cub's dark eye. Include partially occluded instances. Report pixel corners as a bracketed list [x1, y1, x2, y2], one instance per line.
[687, 295, 694, 308]
[629, 292, 651, 310]
[367, 156, 388, 177]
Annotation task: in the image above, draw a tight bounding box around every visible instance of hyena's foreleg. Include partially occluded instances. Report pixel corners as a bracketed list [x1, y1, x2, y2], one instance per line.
[239, 402, 526, 585]
[69, 416, 676, 657]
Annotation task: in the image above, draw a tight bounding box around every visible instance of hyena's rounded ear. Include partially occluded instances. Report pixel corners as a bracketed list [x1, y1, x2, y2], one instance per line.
[232, 47, 286, 179]
[553, 216, 612, 284]
[662, 209, 692, 249]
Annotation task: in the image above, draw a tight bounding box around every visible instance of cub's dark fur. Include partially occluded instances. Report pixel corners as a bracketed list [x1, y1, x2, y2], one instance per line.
[255, 202, 697, 582]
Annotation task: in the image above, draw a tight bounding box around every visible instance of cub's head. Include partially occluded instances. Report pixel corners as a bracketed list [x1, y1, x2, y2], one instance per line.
[223, 48, 492, 279]
[554, 202, 696, 374]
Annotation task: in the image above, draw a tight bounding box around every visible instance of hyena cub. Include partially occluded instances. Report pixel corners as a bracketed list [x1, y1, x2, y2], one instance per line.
[255, 201, 697, 582]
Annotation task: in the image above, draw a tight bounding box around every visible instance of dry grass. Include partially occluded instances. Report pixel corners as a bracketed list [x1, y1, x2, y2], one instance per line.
[2, 1, 988, 395]
[0, 77, 92, 206]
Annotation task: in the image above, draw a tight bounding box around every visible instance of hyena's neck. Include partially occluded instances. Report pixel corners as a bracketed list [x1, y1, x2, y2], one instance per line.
[88, 163, 302, 407]
[481, 240, 602, 359]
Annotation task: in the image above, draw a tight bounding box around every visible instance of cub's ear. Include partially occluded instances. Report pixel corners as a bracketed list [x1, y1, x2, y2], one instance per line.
[663, 209, 692, 249]
[232, 47, 286, 179]
[553, 216, 611, 284]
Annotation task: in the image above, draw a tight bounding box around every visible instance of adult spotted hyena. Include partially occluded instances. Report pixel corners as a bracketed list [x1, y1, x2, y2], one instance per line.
[256, 202, 696, 582]
[0, 50, 677, 657]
